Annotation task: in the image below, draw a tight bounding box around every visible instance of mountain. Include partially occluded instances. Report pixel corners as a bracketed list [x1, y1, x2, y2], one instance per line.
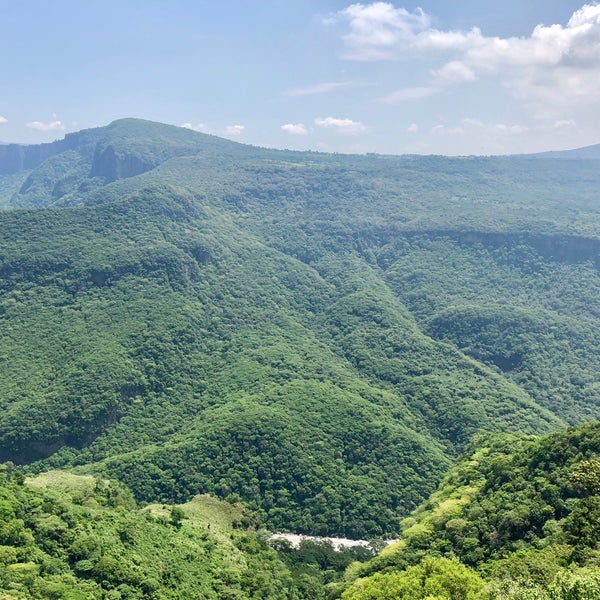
[0, 119, 599, 539]
[0, 119, 247, 208]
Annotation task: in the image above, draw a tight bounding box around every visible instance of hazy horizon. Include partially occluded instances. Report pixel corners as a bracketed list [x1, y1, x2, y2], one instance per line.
[1, 1, 599, 155]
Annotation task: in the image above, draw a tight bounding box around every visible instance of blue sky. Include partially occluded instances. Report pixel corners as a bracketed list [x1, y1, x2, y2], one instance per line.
[1, 1, 598, 154]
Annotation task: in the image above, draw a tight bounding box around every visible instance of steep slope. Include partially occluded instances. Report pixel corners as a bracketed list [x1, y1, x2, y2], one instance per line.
[340, 421, 600, 599]
[87, 118, 249, 183]
[54, 124, 600, 427]
[0, 120, 599, 538]
[1, 119, 250, 208]
[0, 127, 102, 175]
[1, 184, 559, 537]
[0, 126, 105, 208]
[378, 234, 600, 424]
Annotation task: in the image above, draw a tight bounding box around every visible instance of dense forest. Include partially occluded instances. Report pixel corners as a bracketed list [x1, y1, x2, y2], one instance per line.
[338, 422, 600, 599]
[0, 426, 598, 598]
[0, 467, 301, 598]
[0, 119, 599, 597]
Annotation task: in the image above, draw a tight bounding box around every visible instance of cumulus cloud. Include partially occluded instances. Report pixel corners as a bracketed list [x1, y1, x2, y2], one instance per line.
[331, 2, 430, 60]
[463, 4, 600, 71]
[333, 2, 600, 67]
[407, 123, 419, 133]
[416, 28, 485, 52]
[224, 125, 245, 136]
[332, 2, 600, 112]
[283, 81, 363, 96]
[314, 117, 367, 133]
[281, 123, 308, 135]
[26, 120, 65, 132]
[0, 116, 7, 124]
[181, 122, 210, 133]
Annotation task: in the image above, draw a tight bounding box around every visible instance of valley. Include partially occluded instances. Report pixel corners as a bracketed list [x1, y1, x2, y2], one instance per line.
[0, 119, 599, 598]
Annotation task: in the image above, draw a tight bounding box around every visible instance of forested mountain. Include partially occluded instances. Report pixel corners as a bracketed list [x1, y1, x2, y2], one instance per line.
[1, 425, 598, 598]
[0, 119, 599, 544]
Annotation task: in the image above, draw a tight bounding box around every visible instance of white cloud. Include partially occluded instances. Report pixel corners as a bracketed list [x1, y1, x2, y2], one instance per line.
[380, 86, 439, 103]
[403, 116, 594, 155]
[333, 2, 600, 113]
[461, 118, 484, 128]
[26, 120, 65, 132]
[415, 27, 485, 52]
[331, 2, 430, 60]
[181, 122, 210, 133]
[553, 119, 577, 129]
[224, 125, 245, 136]
[493, 124, 529, 135]
[334, 2, 600, 67]
[463, 4, 600, 71]
[0, 116, 7, 124]
[283, 81, 362, 96]
[432, 61, 476, 83]
[407, 123, 418, 133]
[314, 117, 367, 133]
[281, 123, 308, 135]
[428, 119, 527, 139]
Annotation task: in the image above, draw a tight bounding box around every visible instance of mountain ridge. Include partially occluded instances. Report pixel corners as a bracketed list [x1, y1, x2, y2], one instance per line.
[525, 142, 600, 159]
[3, 117, 600, 166]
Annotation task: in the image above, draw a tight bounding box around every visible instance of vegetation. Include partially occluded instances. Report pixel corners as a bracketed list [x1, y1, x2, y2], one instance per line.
[0, 119, 599, 595]
[339, 422, 600, 599]
[0, 467, 303, 598]
[271, 538, 375, 598]
[1, 423, 598, 598]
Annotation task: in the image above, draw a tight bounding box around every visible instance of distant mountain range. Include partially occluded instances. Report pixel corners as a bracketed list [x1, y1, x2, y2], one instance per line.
[526, 142, 600, 159]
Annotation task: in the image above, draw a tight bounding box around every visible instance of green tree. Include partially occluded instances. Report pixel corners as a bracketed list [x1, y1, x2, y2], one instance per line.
[342, 557, 485, 600]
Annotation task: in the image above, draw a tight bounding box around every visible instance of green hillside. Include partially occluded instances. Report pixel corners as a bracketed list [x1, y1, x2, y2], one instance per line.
[0, 119, 245, 209]
[0, 468, 302, 599]
[339, 421, 600, 599]
[3, 184, 549, 537]
[0, 119, 599, 540]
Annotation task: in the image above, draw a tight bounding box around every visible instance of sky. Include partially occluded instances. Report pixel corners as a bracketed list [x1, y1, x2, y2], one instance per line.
[1, 0, 599, 155]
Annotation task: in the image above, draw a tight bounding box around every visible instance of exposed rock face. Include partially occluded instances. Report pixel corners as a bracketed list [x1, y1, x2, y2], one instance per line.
[0, 142, 60, 174]
[0, 127, 104, 175]
[89, 144, 156, 182]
